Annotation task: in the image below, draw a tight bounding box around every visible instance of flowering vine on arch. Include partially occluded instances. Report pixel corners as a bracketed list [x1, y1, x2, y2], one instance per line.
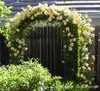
[6, 4, 95, 84]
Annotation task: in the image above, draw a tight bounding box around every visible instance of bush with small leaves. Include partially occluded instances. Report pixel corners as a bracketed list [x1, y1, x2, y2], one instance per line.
[0, 58, 89, 91]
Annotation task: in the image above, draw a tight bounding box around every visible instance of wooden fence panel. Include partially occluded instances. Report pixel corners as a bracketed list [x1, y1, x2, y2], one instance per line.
[95, 25, 100, 90]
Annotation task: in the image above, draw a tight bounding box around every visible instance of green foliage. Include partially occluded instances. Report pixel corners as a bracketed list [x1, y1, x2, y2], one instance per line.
[0, 58, 89, 91]
[0, 0, 12, 39]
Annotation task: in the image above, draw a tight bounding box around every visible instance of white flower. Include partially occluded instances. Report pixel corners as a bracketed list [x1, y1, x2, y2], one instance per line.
[69, 47, 72, 51]
[7, 42, 11, 47]
[94, 85, 99, 89]
[4, 76, 7, 80]
[89, 39, 92, 44]
[85, 63, 89, 67]
[85, 54, 89, 60]
[69, 39, 73, 42]
[14, 53, 17, 56]
[57, 16, 63, 20]
[87, 18, 92, 23]
[66, 19, 69, 22]
[8, 41, 11, 45]
[21, 51, 24, 55]
[44, 11, 48, 15]
[52, 10, 60, 16]
[63, 45, 67, 48]
[18, 45, 21, 48]
[91, 34, 94, 37]
[87, 67, 91, 71]
[92, 55, 95, 61]
[16, 39, 19, 42]
[59, 16, 63, 20]
[25, 47, 28, 51]
[70, 43, 74, 47]
[17, 50, 20, 54]
[28, 69, 32, 72]
[92, 78, 95, 81]
[80, 74, 84, 78]
[63, 21, 67, 25]
[73, 38, 76, 42]
[84, 48, 88, 51]
[66, 27, 70, 32]
[19, 40, 22, 44]
[16, 29, 20, 32]
[48, 18, 52, 21]
[11, 47, 14, 50]
[80, 37, 84, 42]
[82, 66, 86, 70]
[68, 33, 71, 36]
[83, 76, 86, 79]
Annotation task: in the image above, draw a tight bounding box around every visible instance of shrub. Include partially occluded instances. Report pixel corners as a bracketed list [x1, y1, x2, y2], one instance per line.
[0, 0, 11, 38]
[0, 58, 62, 91]
[0, 58, 89, 91]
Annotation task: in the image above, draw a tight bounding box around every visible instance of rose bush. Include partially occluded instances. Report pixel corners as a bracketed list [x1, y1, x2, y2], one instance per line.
[3, 3, 95, 85]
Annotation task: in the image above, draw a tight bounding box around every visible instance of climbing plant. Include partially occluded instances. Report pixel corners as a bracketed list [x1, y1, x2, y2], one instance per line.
[5, 4, 94, 85]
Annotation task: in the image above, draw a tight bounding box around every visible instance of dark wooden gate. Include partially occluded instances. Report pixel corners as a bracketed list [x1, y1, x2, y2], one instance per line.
[0, 34, 9, 65]
[24, 26, 67, 78]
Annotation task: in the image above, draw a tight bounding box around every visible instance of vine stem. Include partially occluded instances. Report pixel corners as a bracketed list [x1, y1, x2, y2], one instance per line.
[77, 26, 81, 77]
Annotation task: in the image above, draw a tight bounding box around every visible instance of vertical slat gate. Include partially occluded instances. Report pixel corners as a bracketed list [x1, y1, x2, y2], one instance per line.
[25, 25, 65, 77]
[95, 25, 100, 90]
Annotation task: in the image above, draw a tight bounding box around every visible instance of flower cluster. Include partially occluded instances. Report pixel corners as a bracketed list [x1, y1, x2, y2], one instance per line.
[6, 3, 95, 84]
